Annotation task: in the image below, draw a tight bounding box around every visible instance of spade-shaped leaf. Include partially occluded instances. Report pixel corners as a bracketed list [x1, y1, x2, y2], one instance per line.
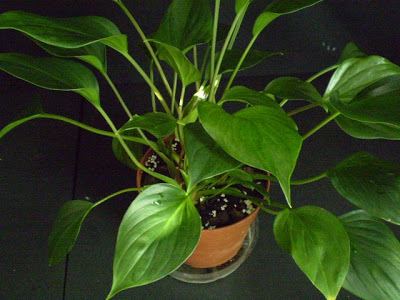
[221, 86, 277, 106]
[0, 10, 127, 54]
[253, 0, 323, 36]
[0, 53, 100, 106]
[109, 184, 201, 298]
[274, 206, 350, 300]
[152, 0, 212, 51]
[48, 200, 94, 266]
[341, 210, 400, 300]
[183, 122, 241, 188]
[264, 76, 322, 103]
[328, 152, 400, 224]
[198, 102, 302, 206]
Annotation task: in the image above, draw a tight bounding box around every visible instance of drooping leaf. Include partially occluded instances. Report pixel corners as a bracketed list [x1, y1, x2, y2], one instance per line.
[0, 53, 100, 106]
[328, 152, 400, 224]
[274, 206, 350, 300]
[340, 210, 400, 300]
[264, 76, 322, 103]
[338, 42, 366, 63]
[330, 75, 400, 139]
[34, 41, 107, 72]
[121, 112, 176, 139]
[324, 55, 400, 103]
[183, 122, 241, 188]
[152, 0, 212, 51]
[109, 184, 201, 298]
[198, 102, 302, 206]
[0, 11, 127, 54]
[151, 41, 201, 86]
[48, 200, 94, 266]
[206, 49, 283, 78]
[221, 86, 277, 106]
[253, 0, 323, 36]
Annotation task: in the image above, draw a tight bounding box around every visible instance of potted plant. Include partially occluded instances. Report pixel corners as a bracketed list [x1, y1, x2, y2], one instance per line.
[1, 0, 399, 299]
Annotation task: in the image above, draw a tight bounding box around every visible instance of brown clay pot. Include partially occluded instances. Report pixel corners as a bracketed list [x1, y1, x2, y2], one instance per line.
[136, 147, 269, 268]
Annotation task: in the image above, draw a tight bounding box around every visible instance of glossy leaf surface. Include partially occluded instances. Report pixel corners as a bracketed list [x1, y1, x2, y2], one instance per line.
[328, 152, 400, 224]
[48, 200, 93, 266]
[0, 53, 100, 106]
[264, 76, 322, 103]
[274, 206, 350, 300]
[253, 0, 323, 36]
[152, 0, 212, 51]
[0, 11, 127, 53]
[341, 210, 400, 300]
[184, 122, 241, 188]
[198, 102, 302, 205]
[109, 184, 201, 298]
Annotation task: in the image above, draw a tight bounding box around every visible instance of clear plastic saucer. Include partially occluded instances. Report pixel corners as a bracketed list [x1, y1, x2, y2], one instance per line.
[170, 218, 259, 283]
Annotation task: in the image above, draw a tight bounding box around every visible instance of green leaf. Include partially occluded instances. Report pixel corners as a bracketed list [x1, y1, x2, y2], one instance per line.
[152, 0, 212, 51]
[221, 86, 277, 106]
[336, 116, 400, 140]
[109, 184, 201, 298]
[340, 210, 400, 300]
[121, 112, 176, 139]
[338, 42, 366, 63]
[152, 41, 201, 86]
[35, 41, 107, 73]
[198, 102, 302, 206]
[330, 75, 400, 139]
[48, 200, 94, 266]
[274, 206, 350, 299]
[324, 56, 400, 103]
[0, 53, 100, 106]
[264, 76, 322, 103]
[253, 0, 323, 36]
[0, 11, 127, 54]
[328, 152, 400, 224]
[235, 0, 253, 13]
[206, 49, 283, 78]
[183, 122, 241, 188]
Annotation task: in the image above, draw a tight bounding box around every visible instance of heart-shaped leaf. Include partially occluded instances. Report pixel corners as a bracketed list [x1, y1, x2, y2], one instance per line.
[0, 11, 127, 54]
[151, 41, 201, 86]
[221, 86, 277, 106]
[324, 56, 400, 103]
[274, 206, 350, 300]
[253, 0, 323, 36]
[0, 53, 100, 106]
[48, 200, 94, 266]
[340, 210, 400, 300]
[183, 122, 241, 189]
[338, 42, 366, 63]
[34, 41, 107, 73]
[265, 76, 322, 103]
[328, 152, 400, 224]
[330, 75, 400, 139]
[206, 49, 283, 78]
[152, 0, 212, 51]
[109, 184, 201, 298]
[198, 102, 302, 206]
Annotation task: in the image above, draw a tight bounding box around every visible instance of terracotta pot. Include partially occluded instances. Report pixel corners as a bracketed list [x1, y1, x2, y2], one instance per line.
[137, 147, 269, 268]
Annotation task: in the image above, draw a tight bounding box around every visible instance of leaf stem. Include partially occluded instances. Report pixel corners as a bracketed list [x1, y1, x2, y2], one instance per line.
[122, 52, 172, 115]
[171, 73, 178, 114]
[96, 106, 177, 186]
[193, 46, 200, 90]
[92, 187, 141, 208]
[303, 112, 340, 140]
[149, 60, 157, 112]
[224, 34, 258, 93]
[291, 172, 327, 185]
[287, 103, 319, 116]
[306, 64, 339, 83]
[114, 0, 172, 96]
[209, 0, 221, 102]
[101, 72, 133, 119]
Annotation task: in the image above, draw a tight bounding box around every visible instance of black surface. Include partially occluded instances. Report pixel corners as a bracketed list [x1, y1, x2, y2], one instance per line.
[1, 1, 400, 299]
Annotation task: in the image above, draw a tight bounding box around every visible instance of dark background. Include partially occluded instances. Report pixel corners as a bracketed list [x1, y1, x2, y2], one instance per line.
[0, 1, 399, 299]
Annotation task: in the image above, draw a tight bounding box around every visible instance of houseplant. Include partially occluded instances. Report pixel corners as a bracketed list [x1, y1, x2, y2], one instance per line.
[0, 0, 399, 299]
